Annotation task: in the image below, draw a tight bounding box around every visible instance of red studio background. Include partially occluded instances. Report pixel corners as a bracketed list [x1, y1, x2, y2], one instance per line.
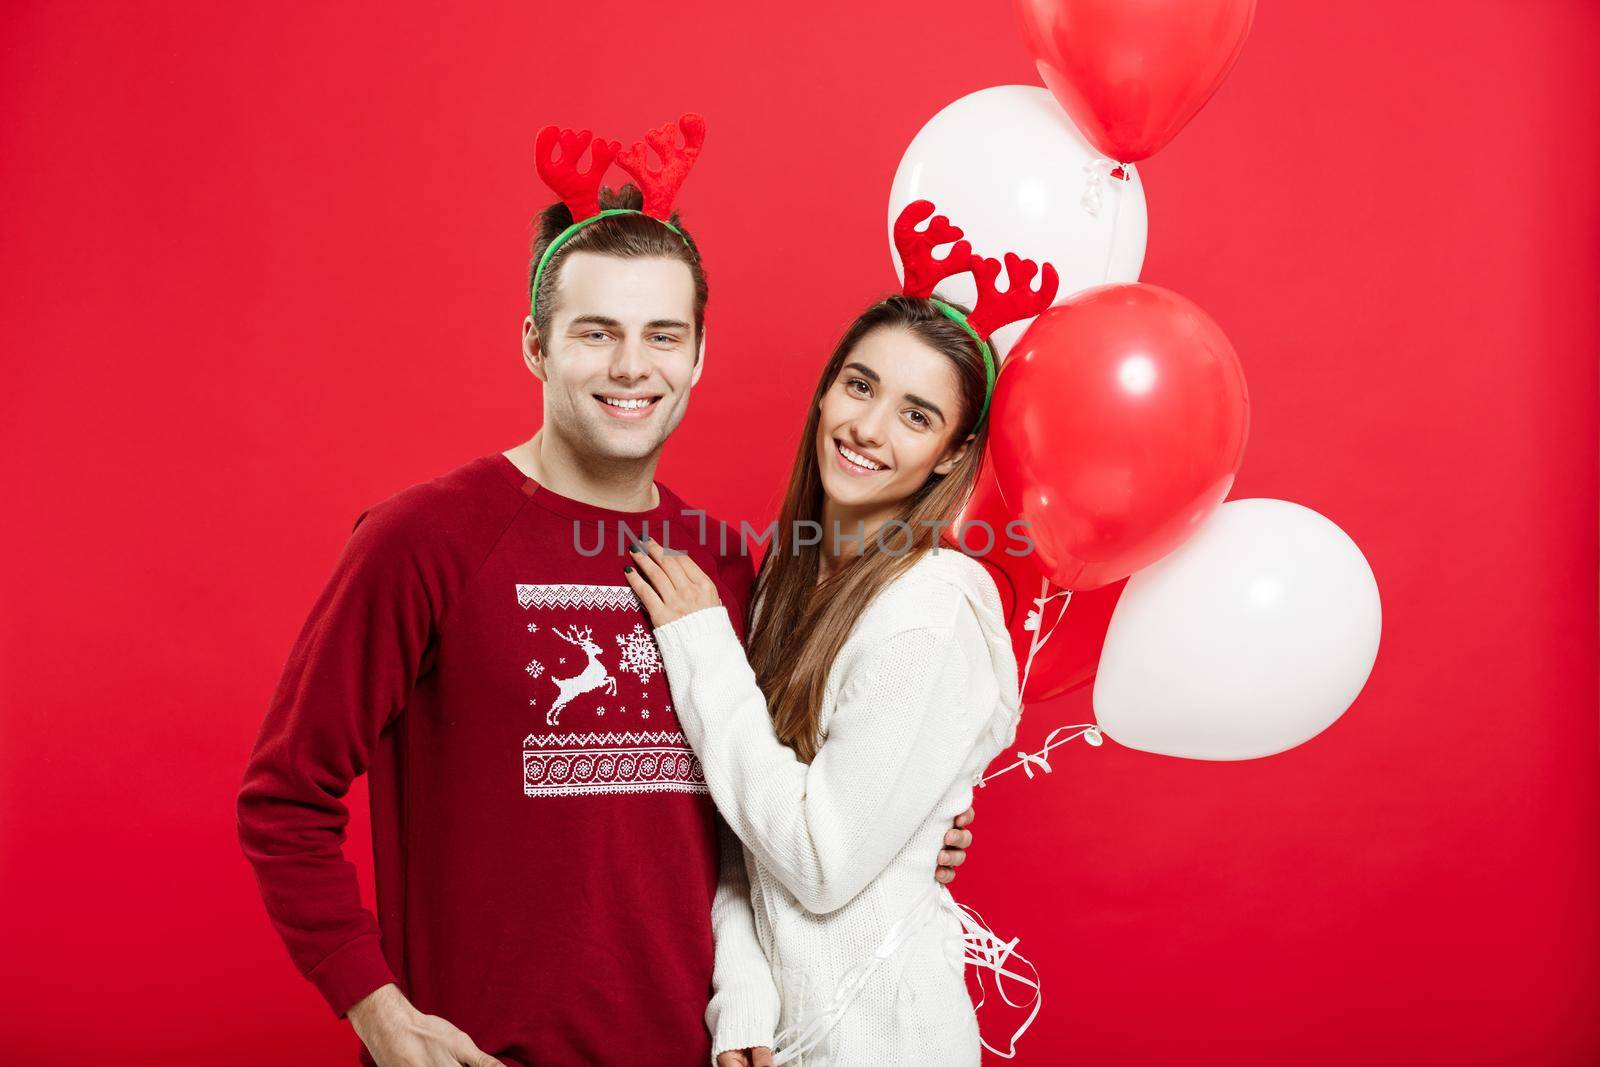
[2, 2, 1597, 1064]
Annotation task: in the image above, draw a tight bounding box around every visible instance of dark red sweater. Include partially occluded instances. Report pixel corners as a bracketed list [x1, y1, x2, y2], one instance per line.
[238, 455, 755, 1066]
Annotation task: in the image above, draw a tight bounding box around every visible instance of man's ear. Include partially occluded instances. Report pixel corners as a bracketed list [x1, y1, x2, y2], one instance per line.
[689, 325, 707, 388]
[932, 432, 975, 477]
[521, 316, 548, 383]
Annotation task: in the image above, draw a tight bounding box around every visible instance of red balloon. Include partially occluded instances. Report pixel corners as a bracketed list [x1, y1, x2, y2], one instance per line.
[1013, 0, 1256, 163]
[950, 458, 1124, 701]
[988, 283, 1249, 591]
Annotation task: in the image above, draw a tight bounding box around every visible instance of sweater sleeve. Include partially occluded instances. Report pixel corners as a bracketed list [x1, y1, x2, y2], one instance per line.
[235, 492, 471, 1017]
[706, 817, 781, 1059]
[653, 601, 987, 915]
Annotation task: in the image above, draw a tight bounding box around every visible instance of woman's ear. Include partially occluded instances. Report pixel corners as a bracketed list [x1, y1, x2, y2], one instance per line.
[932, 432, 976, 477]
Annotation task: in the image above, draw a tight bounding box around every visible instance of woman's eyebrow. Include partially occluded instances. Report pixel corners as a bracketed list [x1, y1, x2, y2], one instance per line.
[904, 393, 945, 423]
[844, 362, 945, 422]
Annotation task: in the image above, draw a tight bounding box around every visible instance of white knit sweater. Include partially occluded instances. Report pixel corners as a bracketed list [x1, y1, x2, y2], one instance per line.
[653, 548, 1023, 1065]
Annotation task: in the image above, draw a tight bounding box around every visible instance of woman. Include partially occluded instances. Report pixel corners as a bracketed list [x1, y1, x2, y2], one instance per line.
[623, 286, 1033, 1064]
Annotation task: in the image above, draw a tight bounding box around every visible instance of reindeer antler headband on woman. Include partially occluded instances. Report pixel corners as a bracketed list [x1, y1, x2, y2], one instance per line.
[892, 200, 1060, 427]
[529, 113, 707, 317]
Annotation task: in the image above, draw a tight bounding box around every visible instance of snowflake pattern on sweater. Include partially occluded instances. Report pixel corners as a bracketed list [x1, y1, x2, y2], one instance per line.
[516, 583, 702, 798]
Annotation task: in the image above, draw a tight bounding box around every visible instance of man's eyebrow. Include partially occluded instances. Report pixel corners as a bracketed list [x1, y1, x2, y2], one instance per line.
[904, 393, 946, 424]
[645, 319, 693, 332]
[843, 362, 880, 382]
[567, 315, 623, 330]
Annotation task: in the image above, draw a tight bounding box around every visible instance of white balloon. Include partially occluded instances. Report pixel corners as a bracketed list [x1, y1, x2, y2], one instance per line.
[1093, 499, 1381, 761]
[888, 84, 1148, 358]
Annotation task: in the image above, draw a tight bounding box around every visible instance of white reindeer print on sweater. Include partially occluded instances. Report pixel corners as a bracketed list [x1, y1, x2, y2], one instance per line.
[545, 625, 617, 726]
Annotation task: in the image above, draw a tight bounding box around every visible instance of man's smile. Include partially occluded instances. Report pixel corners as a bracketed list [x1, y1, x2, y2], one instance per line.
[595, 392, 663, 420]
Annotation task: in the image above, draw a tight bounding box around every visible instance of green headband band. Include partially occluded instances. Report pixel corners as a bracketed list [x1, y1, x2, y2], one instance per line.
[929, 297, 997, 428]
[529, 208, 691, 318]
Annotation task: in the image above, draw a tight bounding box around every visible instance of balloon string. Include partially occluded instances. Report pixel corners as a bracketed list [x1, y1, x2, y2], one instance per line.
[950, 896, 1042, 1059]
[769, 887, 1041, 1064]
[999, 151, 1132, 785]
[978, 580, 1102, 788]
[978, 722, 1102, 787]
[769, 890, 945, 1064]
[1082, 157, 1134, 280]
[1008, 154, 1127, 785]
[1018, 577, 1072, 698]
[1101, 162, 1125, 282]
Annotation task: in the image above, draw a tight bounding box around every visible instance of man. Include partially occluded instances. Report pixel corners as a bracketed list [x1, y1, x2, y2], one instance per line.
[237, 123, 975, 1067]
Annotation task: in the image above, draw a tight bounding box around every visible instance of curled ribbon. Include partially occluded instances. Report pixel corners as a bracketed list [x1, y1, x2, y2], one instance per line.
[949, 896, 1041, 1059]
[977, 575, 1104, 789]
[770, 886, 1039, 1064]
[980, 723, 1103, 788]
[1080, 156, 1132, 217]
[770, 891, 943, 1063]
[1019, 580, 1073, 698]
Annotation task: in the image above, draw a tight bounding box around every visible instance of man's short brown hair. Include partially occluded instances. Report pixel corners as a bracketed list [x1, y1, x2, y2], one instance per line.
[528, 183, 708, 345]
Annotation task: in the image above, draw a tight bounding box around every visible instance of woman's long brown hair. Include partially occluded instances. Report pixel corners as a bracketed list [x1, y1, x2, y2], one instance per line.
[744, 295, 992, 762]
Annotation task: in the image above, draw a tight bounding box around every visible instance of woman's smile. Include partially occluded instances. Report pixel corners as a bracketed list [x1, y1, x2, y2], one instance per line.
[833, 439, 890, 475]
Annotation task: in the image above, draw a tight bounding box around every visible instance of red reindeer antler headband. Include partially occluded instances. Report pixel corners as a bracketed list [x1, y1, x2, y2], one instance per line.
[530, 113, 706, 316]
[892, 200, 1059, 425]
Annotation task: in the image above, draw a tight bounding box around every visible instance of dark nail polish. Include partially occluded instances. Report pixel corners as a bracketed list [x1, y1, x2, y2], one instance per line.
[624, 565, 634, 573]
